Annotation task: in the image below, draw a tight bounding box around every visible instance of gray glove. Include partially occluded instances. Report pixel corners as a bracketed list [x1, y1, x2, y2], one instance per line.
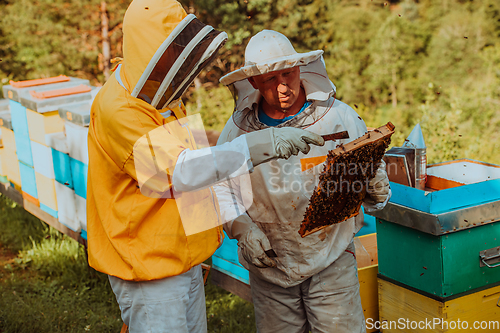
[230, 215, 276, 268]
[245, 127, 324, 167]
[366, 160, 390, 203]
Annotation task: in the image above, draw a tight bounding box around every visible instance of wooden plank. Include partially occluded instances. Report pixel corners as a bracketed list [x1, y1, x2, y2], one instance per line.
[300, 122, 395, 172]
[23, 199, 85, 245]
[211, 268, 253, 303]
[426, 175, 464, 191]
[0, 181, 24, 206]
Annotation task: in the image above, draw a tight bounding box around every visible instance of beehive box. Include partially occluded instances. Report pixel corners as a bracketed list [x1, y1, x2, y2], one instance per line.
[0, 110, 12, 131]
[0, 99, 9, 111]
[59, 102, 91, 127]
[1, 147, 21, 187]
[378, 276, 500, 333]
[388, 159, 500, 215]
[46, 132, 79, 231]
[371, 159, 500, 298]
[54, 181, 79, 232]
[19, 160, 38, 205]
[47, 132, 73, 189]
[0, 119, 15, 152]
[59, 103, 92, 236]
[35, 171, 58, 218]
[26, 109, 64, 146]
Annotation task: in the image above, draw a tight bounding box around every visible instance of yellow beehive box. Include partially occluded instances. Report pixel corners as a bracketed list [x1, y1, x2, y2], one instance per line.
[0, 147, 5, 177]
[3, 148, 21, 187]
[378, 277, 500, 333]
[0, 126, 16, 152]
[26, 109, 64, 146]
[34, 171, 58, 212]
[354, 233, 379, 332]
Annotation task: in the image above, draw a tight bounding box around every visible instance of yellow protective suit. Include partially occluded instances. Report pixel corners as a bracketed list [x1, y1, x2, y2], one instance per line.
[87, 0, 223, 281]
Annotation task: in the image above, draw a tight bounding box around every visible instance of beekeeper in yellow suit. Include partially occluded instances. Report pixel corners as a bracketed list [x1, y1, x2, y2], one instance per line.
[86, 1, 324, 332]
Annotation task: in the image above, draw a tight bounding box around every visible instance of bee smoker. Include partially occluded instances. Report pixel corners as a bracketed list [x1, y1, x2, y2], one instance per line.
[402, 123, 427, 190]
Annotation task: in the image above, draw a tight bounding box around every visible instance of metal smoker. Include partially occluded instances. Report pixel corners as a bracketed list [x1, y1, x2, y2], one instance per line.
[402, 123, 427, 190]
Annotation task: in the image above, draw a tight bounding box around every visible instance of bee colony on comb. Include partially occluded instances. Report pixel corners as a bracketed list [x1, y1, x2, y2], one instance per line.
[299, 122, 395, 237]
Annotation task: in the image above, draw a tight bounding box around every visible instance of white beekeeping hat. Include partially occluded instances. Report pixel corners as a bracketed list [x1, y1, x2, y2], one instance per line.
[220, 30, 323, 85]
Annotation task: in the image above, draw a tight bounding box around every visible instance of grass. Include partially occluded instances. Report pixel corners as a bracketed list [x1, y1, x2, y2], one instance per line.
[0, 194, 255, 332]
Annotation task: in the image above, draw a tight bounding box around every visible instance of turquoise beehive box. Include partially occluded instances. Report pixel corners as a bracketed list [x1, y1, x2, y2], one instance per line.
[371, 159, 500, 298]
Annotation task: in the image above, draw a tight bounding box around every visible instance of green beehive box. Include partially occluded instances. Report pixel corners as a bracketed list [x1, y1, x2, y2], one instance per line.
[371, 159, 500, 298]
[376, 218, 500, 298]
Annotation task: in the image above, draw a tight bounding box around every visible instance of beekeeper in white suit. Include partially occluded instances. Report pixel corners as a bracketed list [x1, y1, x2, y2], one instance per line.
[215, 30, 391, 333]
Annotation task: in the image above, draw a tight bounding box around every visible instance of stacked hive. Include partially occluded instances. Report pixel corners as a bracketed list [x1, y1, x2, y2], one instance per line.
[58, 102, 94, 239]
[369, 159, 500, 332]
[1, 76, 95, 239]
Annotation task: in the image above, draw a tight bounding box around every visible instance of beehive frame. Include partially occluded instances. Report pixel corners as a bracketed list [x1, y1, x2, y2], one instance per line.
[299, 122, 395, 237]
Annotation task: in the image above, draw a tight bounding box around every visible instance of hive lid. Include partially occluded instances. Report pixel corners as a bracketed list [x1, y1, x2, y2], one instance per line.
[2, 76, 90, 103]
[19, 83, 94, 113]
[58, 102, 91, 127]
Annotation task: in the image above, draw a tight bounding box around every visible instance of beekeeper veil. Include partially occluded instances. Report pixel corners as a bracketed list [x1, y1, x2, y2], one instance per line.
[128, 14, 227, 109]
[220, 30, 336, 131]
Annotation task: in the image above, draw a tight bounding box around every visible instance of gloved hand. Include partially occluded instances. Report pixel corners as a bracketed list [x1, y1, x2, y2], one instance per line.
[245, 127, 324, 167]
[230, 215, 276, 268]
[366, 160, 390, 203]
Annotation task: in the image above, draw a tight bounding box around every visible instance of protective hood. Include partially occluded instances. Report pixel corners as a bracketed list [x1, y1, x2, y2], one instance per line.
[121, 0, 227, 109]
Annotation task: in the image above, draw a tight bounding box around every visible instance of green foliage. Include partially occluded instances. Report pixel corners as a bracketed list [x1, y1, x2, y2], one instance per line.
[0, 194, 121, 332]
[0, 194, 255, 332]
[185, 86, 234, 131]
[0, 195, 48, 253]
[0, 0, 129, 86]
[205, 277, 256, 332]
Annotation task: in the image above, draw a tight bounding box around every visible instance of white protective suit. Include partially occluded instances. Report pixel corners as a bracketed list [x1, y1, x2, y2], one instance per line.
[215, 58, 382, 288]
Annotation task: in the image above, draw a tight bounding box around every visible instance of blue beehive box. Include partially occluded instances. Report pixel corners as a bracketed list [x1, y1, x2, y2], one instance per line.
[46, 132, 73, 189]
[9, 100, 29, 137]
[19, 161, 37, 199]
[70, 158, 87, 199]
[14, 131, 33, 167]
[213, 232, 250, 284]
[388, 159, 500, 215]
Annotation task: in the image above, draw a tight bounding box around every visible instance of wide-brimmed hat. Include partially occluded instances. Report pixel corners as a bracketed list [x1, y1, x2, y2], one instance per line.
[220, 30, 323, 86]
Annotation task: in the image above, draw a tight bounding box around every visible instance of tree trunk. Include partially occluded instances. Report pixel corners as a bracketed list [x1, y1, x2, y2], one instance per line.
[391, 66, 397, 108]
[101, 1, 110, 80]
